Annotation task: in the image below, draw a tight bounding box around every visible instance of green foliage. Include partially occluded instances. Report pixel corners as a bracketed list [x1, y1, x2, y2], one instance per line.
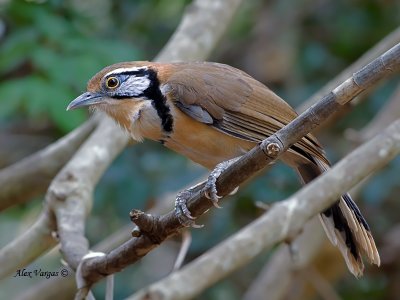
[0, 0, 143, 131]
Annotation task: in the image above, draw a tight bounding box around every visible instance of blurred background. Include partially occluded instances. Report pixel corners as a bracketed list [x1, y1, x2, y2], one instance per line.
[0, 0, 399, 299]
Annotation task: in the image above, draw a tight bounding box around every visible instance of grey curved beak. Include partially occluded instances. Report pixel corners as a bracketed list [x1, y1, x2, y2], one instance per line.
[66, 92, 104, 111]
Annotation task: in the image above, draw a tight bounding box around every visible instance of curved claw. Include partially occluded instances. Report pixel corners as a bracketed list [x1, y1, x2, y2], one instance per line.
[212, 201, 222, 209]
[176, 200, 196, 220]
[189, 222, 204, 229]
[175, 190, 204, 228]
[204, 190, 223, 208]
[204, 160, 232, 208]
[204, 190, 222, 200]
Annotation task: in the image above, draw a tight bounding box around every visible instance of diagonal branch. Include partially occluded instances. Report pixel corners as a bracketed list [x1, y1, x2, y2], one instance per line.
[13, 187, 187, 300]
[0, 207, 56, 279]
[243, 48, 400, 300]
[352, 83, 400, 142]
[77, 43, 400, 288]
[242, 217, 325, 300]
[299, 26, 400, 111]
[129, 119, 400, 300]
[0, 117, 97, 211]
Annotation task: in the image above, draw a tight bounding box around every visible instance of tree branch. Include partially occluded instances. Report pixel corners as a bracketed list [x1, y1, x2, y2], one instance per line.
[242, 217, 325, 300]
[299, 26, 400, 112]
[47, 116, 128, 269]
[0, 207, 56, 279]
[0, 117, 97, 211]
[348, 83, 400, 143]
[243, 52, 400, 300]
[129, 119, 400, 300]
[13, 186, 186, 300]
[157, 0, 243, 62]
[77, 43, 400, 290]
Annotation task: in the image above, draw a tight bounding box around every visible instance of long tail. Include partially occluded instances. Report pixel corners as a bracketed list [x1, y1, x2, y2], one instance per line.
[296, 157, 380, 277]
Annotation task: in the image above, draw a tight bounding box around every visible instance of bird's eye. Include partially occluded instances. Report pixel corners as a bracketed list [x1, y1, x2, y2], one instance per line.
[105, 76, 120, 89]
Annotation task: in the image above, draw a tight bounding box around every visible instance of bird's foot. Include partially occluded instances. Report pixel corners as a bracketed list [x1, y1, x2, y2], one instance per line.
[174, 158, 240, 228]
[175, 184, 204, 228]
[204, 158, 240, 207]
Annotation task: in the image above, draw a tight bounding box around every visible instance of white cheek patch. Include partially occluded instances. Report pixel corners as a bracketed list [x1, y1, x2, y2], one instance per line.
[105, 66, 151, 97]
[120, 76, 151, 97]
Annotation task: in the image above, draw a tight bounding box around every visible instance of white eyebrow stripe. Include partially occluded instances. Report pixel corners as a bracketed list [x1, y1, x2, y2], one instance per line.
[105, 66, 148, 77]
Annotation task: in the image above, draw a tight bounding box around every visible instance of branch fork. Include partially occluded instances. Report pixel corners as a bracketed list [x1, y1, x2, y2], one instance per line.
[130, 209, 166, 244]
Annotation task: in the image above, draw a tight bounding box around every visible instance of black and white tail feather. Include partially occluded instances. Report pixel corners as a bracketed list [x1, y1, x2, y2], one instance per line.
[297, 156, 380, 277]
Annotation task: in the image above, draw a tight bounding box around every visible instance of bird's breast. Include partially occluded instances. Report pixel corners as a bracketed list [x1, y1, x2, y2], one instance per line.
[125, 99, 256, 169]
[122, 100, 163, 142]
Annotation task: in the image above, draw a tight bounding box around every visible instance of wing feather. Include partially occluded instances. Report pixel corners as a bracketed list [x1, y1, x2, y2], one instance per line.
[165, 62, 328, 165]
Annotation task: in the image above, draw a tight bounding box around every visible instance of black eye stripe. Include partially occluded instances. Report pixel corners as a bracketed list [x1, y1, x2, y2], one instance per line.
[110, 69, 147, 77]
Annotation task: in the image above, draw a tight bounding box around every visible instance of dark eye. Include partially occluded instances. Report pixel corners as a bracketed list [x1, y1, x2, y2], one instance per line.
[105, 76, 120, 89]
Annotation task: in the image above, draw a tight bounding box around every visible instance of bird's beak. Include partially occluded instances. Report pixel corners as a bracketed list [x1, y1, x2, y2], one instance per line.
[66, 92, 105, 111]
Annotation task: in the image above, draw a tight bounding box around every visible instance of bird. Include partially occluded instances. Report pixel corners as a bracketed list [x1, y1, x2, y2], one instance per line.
[67, 61, 380, 277]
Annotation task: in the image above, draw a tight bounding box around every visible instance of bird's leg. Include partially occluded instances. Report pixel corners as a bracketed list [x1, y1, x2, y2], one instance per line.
[175, 158, 240, 227]
[204, 157, 240, 207]
[175, 181, 206, 228]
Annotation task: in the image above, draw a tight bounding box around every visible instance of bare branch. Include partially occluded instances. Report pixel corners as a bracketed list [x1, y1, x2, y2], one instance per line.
[157, 0, 244, 62]
[0, 207, 56, 279]
[242, 218, 325, 300]
[0, 118, 97, 211]
[348, 83, 400, 142]
[15, 270, 76, 300]
[129, 119, 400, 300]
[13, 188, 183, 300]
[299, 26, 400, 112]
[243, 54, 400, 300]
[0, 118, 125, 280]
[48, 116, 128, 269]
[77, 43, 400, 289]
[301, 267, 342, 300]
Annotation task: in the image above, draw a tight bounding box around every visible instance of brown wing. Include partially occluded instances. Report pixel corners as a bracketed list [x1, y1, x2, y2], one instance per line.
[164, 62, 328, 164]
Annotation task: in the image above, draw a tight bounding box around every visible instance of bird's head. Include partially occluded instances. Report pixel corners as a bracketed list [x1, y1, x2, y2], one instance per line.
[67, 61, 155, 112]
